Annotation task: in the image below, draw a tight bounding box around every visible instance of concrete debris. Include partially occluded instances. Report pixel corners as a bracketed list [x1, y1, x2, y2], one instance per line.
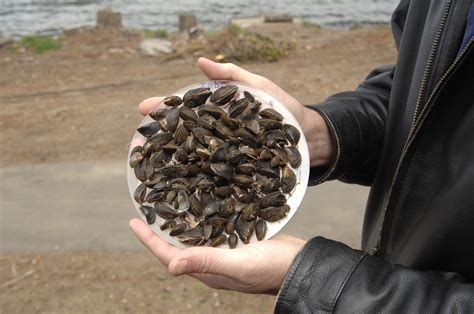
[139, 38, 174, 56]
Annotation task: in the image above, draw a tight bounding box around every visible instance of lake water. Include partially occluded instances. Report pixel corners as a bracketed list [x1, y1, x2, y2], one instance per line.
[0, 0, 399, 38]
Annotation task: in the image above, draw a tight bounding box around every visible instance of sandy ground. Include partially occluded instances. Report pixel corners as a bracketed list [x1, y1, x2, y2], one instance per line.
[0, 161, 369, 313]
[0, 23, 396, 313]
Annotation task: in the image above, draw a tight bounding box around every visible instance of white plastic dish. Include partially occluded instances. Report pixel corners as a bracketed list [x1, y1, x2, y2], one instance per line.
[127, 80, 309, 248]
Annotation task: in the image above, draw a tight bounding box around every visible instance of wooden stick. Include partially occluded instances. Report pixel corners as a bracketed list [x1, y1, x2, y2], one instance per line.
[1, 269, 36, 289]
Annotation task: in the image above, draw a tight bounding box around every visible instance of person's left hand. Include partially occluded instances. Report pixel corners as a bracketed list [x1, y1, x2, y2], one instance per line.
[129, 219, 306, 295]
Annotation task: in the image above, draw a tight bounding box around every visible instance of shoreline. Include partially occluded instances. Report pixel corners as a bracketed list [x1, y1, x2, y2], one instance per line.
[1, 20, 393, 40]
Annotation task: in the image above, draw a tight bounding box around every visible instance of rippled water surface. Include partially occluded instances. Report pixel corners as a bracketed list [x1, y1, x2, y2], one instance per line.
[0, 0, 399, 38]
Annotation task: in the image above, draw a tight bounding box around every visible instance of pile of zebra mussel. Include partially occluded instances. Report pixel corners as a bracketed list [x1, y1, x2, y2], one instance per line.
[129, 84, 302, 248]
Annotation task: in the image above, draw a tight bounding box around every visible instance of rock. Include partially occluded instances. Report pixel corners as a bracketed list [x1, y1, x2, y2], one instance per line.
[139, 38, 174, 57]
[229, 17, 265, 29]
[0, 37, 12, 48]
[96, 8, 122, 29]
[214, 54, 225, 62]
[188, 26, 204, 39]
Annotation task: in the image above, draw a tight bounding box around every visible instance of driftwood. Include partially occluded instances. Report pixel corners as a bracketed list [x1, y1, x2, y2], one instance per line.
[264, 15, 294, 23]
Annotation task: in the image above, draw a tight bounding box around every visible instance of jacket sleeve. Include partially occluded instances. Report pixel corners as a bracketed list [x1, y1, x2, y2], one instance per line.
[307, 0, 409, 187]
[275, 237, 474, 313]
[307, 65, 393, 186]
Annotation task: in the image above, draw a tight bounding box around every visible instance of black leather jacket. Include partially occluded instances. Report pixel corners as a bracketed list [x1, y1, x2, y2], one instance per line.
[276, 0, 474, 312]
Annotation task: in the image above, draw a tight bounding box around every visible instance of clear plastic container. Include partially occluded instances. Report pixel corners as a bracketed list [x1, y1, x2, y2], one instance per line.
[127, 80, 309, 248]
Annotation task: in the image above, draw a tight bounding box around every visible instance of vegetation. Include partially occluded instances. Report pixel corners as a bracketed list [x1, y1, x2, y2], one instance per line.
[1, 25, 293, 63]
[205, 24, 295, 63]
[19, 35, 61, 54]
[227, 23, 247, 36]
[141, 29, 169, 39]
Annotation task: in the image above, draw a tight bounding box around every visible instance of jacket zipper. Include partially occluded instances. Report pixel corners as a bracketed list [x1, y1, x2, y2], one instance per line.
[375, 37, 474, 254]
[374, 36, 473, 255]
[411, 0, 453, 131]
[373, 0, 464, 254]
[406, 36, 474, 146]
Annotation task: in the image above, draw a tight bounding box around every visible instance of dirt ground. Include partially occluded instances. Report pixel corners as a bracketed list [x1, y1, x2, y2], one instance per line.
[0, 23, 396, 313]
[0, 252, 275, 313]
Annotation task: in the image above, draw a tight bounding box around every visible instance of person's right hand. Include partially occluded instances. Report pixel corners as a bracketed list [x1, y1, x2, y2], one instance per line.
[139, 57, 334, 167]
[130, 219, 306, 295]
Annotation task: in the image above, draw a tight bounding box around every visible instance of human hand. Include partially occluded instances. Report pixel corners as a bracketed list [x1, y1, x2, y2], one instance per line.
[138, 57, 334, 167]
[129, 218, 306, 295]
[133, 59, 316, 294]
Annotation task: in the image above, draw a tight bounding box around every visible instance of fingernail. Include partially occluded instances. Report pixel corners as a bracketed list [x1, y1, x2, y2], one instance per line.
[176, 260, 189, 274]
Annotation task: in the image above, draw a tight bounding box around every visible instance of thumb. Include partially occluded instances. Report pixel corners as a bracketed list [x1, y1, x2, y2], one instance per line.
[197, 57, 264, 85]
[168, 246, 245, 277]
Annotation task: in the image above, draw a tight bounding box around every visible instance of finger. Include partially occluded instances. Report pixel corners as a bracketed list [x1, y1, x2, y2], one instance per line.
[138, 97, 165, 116]
[197, 57, 266, 87]
[129, 137, 146, 149]
[167, 246, 248, 277]
[129, 218, 182, 266]
[197, 58, 297, 112]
